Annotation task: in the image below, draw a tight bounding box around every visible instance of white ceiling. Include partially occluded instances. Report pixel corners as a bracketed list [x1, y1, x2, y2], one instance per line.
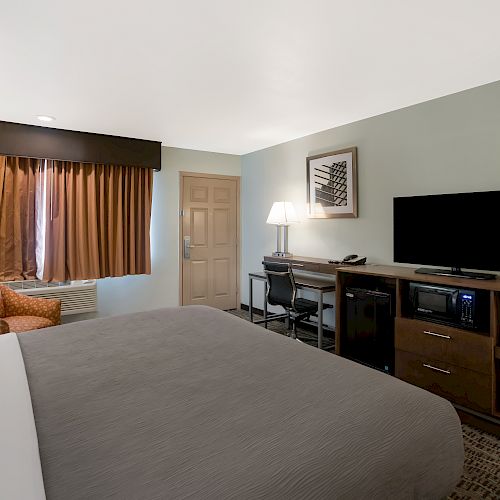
[1, 1, 500, 155]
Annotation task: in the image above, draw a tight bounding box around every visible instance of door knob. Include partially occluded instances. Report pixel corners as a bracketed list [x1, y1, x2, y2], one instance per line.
[184, 236, 194, 259]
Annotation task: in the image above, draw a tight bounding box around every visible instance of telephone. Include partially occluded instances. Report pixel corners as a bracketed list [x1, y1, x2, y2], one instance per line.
[328, 254, 367, 265]
[342, 254, 358, 262]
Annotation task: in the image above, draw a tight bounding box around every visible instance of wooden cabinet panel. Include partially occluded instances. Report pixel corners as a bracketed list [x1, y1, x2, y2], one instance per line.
[395, 317, 492, 374]
[319, 263, 338, 274]
[396, 350, 492, 414]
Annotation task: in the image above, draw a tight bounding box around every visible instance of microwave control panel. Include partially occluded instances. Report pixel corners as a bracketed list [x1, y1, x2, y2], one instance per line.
[459, 291, 475, 327]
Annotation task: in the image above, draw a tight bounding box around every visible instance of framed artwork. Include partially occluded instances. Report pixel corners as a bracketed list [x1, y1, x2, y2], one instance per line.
[306, 146, 358, 218]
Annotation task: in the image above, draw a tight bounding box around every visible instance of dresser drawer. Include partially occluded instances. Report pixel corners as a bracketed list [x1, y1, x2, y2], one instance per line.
[396, 350, 492, 413]
[264, 257, 321, 273]
[395, 317, 492, 374]
[318, 262, 338, 275]
[290, 260, 320, 273]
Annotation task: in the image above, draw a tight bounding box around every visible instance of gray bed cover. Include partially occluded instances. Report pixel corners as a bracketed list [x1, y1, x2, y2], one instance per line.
[18, 306, 463, 499]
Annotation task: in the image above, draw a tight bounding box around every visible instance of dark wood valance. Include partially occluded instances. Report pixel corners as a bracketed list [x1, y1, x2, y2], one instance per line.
[0, 121, 161, 171]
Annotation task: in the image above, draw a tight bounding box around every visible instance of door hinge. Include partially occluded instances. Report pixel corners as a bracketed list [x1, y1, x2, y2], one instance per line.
[179, 209, 185, 217]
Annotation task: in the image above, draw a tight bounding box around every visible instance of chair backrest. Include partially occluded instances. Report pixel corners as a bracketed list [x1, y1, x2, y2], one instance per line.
[262, 261, 297, 309]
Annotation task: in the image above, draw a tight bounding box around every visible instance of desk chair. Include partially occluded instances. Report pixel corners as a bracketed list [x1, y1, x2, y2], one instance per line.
[262, 261, 332, 339]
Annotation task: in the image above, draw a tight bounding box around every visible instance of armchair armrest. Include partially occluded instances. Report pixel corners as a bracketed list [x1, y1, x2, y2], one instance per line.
[20, 295, 62, 325]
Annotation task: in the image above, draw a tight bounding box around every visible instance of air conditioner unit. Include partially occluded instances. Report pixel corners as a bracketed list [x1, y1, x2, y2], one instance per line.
[1, 280, 98, 316]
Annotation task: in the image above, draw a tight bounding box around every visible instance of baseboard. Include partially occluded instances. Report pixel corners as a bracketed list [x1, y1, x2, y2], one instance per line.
[455, 406, 500, 437]
[240, 303, 335, 336]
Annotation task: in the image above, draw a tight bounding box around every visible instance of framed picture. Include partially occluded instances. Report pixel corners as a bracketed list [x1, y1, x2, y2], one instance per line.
[306, 147, 358, 218]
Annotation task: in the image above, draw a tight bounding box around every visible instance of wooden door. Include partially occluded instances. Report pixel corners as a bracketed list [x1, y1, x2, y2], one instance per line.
[181, 174, 239, 309]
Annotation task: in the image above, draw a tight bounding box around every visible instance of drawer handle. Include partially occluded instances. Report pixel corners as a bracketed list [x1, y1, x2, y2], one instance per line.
[292, 264, 304, 267]
[423, 330, 451, 340]
[423, 363, 451, 375]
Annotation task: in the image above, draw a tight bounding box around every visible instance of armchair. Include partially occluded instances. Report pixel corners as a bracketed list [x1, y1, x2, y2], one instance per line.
[0, 285, 61, 334]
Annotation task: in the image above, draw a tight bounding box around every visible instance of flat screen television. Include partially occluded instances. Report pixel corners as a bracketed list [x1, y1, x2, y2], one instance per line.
[393, 190, 500, 280]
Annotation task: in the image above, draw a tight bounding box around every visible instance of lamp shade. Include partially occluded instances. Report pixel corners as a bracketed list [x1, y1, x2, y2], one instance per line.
[266, 201, 299, 225]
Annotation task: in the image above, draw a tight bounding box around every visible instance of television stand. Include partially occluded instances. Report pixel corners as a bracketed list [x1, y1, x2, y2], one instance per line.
[335, 264, 500, 436]
[415, 267, 496, 280]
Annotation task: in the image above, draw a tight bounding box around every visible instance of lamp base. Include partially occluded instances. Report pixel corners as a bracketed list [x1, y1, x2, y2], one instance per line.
[272, 251, 293, 257]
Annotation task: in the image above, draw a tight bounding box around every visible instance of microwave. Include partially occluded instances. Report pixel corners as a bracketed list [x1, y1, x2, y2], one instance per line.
[409, 283, 477, 329]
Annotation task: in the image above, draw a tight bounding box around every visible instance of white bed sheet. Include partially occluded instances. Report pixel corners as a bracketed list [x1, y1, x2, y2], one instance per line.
[0, 333, 45, 500]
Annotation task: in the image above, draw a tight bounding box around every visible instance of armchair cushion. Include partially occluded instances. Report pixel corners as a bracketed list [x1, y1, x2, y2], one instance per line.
[3, 316, 55, 333]
[0, 285, 61, 325]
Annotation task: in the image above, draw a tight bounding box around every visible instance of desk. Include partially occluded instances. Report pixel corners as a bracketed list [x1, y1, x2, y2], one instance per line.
[248, 271, 336, 349]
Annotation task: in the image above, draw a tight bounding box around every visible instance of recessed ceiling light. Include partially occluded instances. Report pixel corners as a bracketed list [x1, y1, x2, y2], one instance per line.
[37, 115, 55, 122]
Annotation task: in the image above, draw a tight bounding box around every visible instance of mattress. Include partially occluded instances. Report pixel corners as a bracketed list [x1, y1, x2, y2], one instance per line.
[9, 305, 463, 499]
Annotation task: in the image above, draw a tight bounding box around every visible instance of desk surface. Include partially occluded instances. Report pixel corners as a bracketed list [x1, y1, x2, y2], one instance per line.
[249, 271, 336, 291]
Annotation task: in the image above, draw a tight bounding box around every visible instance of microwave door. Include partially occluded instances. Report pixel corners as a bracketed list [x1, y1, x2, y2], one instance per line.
[416, 287, 458, 321]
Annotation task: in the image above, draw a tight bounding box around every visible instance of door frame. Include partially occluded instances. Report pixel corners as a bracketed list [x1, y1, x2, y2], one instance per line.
[179, 171, 241, 308]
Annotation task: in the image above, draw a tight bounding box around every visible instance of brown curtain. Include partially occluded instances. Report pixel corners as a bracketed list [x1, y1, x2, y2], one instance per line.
[0, 156, 39, 281]
[39, 160, 153, 282]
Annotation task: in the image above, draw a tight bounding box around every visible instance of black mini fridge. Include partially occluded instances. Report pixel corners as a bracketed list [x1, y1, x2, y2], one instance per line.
[344, 287, 394, 374]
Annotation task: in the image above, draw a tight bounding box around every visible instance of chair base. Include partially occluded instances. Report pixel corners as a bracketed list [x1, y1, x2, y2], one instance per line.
[252, 313, 289, 326]
[256, 309, 312, 341]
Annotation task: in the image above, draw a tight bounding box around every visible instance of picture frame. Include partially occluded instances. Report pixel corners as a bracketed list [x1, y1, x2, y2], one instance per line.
[306, 146, 358, 218]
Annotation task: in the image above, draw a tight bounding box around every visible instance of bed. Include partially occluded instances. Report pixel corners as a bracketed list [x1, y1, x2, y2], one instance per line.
[1, 305, 463, 499]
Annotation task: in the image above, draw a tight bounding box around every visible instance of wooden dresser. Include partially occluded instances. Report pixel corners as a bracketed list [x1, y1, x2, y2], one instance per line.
[336, 264, 500, 433]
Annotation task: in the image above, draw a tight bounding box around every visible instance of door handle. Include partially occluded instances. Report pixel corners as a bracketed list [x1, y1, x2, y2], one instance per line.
[423, 363, 451, 375]
[184, 236, 194, 259]
[423, 330, 451, 340]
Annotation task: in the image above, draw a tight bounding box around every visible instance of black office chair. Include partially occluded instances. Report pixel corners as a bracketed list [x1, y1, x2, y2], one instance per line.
[262, 261, 332, 340]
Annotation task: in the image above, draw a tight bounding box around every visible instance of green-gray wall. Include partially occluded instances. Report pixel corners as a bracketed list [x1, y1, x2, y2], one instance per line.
[241, 81, 500, 318]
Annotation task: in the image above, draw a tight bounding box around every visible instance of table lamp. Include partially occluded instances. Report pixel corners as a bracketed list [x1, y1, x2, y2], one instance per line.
[266, 201, 299, 257]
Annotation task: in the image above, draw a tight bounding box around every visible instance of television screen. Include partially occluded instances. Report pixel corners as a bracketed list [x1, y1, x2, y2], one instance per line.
[393, 190, 500, 272]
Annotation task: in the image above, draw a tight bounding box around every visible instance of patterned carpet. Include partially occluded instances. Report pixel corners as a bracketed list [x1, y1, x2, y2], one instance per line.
[228, 309, 500, 500]
[450, 425, 500, 499]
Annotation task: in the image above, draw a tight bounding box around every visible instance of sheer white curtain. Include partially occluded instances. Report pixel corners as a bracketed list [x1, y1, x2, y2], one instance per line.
[35, 159, 48, 280]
